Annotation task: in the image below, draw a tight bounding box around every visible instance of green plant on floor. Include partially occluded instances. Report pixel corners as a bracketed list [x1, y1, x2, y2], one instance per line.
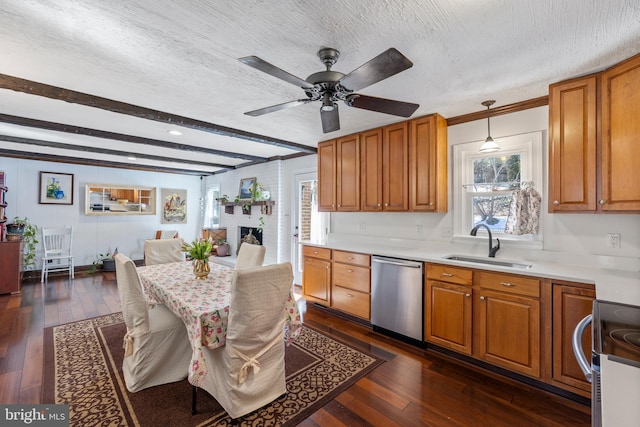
[11, 217, 38, 271]
[88, 251, 112, 274]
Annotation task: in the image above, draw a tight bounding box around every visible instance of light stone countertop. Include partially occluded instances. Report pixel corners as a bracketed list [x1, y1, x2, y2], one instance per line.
[301, 235, 640, 307]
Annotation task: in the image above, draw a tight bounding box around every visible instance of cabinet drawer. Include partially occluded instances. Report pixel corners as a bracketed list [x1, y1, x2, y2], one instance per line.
[332, 250, 370, 266]
[303, 245, 331, 260]
[426, 263, 473, 286]
[333, 263, 370, 293]
[332, 285, 370, 319]
[477, 271, 540, 298]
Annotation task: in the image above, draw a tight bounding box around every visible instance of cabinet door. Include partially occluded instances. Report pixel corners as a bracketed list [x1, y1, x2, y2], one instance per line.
[360, 128, 384, 211]
[336, 134, 360, 211]
[548, 77, 597, 212]
[383, 122, 409, 211]
[409, 114, 448, 212]
[317, 140, 336, 211]
[0, 241, 22, 294]
[425, 280, 472, 355]
[302, 257, 331, 305]
[552, 284, 595, 396]
[601, 54, 640, 211]
[477, 289, 541, 378]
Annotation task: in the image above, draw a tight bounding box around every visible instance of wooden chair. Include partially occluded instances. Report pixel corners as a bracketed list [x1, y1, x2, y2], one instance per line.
[41, 226, 74, 282]
[114, 253, 192, 392]
[193, 262, 293, 421]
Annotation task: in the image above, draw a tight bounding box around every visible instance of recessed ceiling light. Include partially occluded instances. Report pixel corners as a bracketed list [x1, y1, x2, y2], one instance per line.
[127, 156, 137, 160]
[168, 129, 182, 136]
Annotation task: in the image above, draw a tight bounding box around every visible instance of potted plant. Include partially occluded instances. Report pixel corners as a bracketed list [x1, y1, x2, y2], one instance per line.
[182, 238, 213, 279]
[215, 239, 230, 257]
[89, 250, 115, 273]
[7, 217, 38, 271]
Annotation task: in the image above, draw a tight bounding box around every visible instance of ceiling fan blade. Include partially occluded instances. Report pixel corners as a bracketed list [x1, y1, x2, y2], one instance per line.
[339, 48, 413, 92]
[321, 105, 340, 133]
[238, 56, 315, 90]
[346, 94, 419, 117]
[245, 99, 311, 116]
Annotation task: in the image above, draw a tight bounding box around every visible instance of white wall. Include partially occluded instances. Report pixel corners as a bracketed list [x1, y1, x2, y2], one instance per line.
[0, 158, 202, 268]
[330, 107, 640, 260]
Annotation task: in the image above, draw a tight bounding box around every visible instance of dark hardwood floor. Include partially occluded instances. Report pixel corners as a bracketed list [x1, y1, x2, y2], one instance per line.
[0, 272, 591, 426]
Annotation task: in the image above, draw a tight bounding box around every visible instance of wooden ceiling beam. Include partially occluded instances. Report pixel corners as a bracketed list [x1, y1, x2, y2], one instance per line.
[0, 73, 317, 154]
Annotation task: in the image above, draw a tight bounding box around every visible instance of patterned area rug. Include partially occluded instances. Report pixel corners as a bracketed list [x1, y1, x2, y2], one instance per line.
[42, 313, 385, 426]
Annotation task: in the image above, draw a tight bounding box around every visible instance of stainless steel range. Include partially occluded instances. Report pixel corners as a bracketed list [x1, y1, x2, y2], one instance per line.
[573, 300, 640, 427]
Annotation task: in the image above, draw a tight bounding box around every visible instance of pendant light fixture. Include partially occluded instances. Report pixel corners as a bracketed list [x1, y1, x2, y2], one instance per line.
[479, 100, 500, 153]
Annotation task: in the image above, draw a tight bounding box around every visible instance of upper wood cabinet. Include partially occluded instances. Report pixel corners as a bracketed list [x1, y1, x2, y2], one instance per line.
[549, 53, 640, 213]
[318, 135, 360, 212]
[409, 114, 448, 212]
[319, 113, 448, 213]
[601, 54, 640, 211]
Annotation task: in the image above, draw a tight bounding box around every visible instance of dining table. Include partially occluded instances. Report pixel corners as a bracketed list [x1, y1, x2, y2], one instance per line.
[137, 260, 302, 386]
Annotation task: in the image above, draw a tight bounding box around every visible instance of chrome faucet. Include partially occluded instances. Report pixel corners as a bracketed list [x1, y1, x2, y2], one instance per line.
[470, 224, 500, 257]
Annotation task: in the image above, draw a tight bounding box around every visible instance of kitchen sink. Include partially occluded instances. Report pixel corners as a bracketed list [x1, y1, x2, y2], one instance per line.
[443, 255, 533, 269]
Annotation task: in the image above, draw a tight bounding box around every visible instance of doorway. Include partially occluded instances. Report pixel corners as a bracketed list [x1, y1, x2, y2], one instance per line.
[292, 172, 328, 286]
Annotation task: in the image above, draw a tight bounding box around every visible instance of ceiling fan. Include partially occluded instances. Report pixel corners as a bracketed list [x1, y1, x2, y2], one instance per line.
[238, 47, 419, 133]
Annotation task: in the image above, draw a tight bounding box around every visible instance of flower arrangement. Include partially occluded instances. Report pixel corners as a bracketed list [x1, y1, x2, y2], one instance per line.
[182, 238, 213, 261]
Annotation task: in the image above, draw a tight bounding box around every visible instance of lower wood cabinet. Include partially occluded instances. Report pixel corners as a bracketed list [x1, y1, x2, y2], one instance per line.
[302, 246, 331, 305]
[551, 282, 595, 397]
[0, 240, 24, 294]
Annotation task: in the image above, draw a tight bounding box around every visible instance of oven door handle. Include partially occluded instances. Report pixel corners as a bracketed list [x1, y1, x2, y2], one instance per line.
[572, 314, 593, 383]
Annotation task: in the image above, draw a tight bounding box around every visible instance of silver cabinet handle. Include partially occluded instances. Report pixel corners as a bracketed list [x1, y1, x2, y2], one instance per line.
[347, 269, 353, 273]
[313, 250, 318, 254]
[480, 296, 486, 301]
[553, 200, 559, 205]
[465, 293, 471, 298]
[442, 272, 454, 277]
[500, 282, 514, 287]
[599, 200, 606, 205]
[346, 293, 354, 298]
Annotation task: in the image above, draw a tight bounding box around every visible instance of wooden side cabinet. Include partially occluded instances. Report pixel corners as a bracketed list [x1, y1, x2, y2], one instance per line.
[552, 282, 595, 397]
[302, 246, 331, 305]
[0, 240, 24, 294]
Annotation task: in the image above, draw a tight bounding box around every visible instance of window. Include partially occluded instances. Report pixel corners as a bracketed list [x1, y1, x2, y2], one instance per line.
[453, 131, 543, 242]
[203, 185, 220, 228]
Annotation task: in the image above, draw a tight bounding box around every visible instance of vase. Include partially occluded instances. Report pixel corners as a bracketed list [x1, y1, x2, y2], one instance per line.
[216, 243, 229, 257]
[193, 259, 210, 280]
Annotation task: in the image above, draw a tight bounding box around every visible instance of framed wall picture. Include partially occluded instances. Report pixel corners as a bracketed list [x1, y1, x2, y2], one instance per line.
[239, 177, 256, 200]
[161, 188, 187, 224]
[39, 172, 74, 205]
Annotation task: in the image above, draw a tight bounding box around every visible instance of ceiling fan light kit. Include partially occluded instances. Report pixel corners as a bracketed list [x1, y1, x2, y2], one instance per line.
[239, 47, 419, 133]
[479, 100, 500, 153]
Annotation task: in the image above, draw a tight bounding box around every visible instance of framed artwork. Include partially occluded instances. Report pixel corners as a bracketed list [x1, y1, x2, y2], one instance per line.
[39, 172, 74, 205]
[239, 177, 256, 200]
[161, 188, 187, 224]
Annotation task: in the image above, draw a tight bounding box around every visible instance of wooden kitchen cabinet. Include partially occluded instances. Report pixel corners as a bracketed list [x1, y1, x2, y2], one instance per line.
[331, 250, 371, 320]
[552, 282, 595, 397]
[425, 264, 473, 354]
[382, 122, 409, 211]
[85, 184, 156, 215]
[0, 240, 23, 294]
[302, 246, 331, 305]
[549, 53, 640, 213]
[548, 76, 597, 212]
[601, 54, 640, 211]
[360, 128, 384, 211]
[409, 114, 448, 212]
[317, 134, 360, 212]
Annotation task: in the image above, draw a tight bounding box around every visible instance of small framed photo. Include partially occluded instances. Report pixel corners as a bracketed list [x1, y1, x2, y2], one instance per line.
[239, 177, 256, 200]
[39, 171, 74, 205]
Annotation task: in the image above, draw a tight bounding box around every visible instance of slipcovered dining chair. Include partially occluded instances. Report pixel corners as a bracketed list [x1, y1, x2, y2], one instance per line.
[235, 243, 266, 269]
[114, 253, 192, 392]
[144, 238, 185, 265]
[41, 226, 74, 282]
[195, 262, 294, 421]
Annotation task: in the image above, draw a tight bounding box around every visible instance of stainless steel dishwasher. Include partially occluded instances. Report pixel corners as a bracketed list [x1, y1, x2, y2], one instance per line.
[371, 256, 424, 344]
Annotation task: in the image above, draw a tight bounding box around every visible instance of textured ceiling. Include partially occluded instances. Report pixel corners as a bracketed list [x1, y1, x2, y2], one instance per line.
[0, 0, 639, 174]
